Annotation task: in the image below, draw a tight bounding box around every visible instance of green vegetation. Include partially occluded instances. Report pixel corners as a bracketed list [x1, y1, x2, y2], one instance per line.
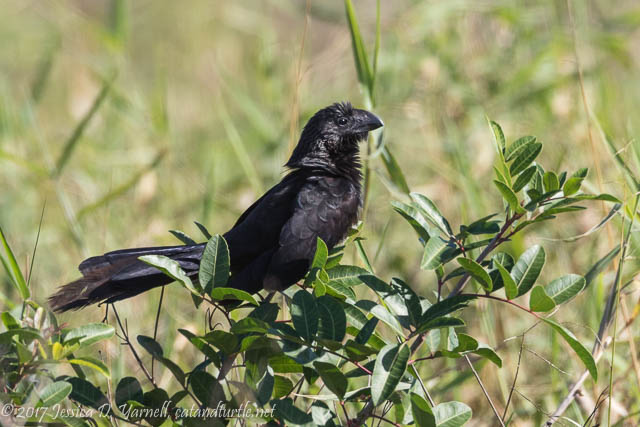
[2, 1, 640, 426]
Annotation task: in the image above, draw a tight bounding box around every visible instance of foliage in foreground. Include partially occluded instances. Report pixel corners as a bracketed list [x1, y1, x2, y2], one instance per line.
[0, 123, 621, 426]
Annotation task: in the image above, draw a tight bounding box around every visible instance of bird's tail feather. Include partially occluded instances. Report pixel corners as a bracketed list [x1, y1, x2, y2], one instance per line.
[49, 244, 205, 313]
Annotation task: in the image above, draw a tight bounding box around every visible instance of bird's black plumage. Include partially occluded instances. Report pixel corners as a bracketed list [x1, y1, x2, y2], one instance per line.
[49, 102, 383, 312]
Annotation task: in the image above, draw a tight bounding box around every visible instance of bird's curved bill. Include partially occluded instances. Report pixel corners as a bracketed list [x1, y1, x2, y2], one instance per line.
[353, 109, 384, 133]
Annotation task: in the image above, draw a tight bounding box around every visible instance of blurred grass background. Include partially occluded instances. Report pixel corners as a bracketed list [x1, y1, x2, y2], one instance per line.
[1, 0, 640, 425]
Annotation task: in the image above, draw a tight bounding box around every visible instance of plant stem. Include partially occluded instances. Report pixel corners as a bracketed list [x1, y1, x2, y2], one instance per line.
[465, 355, 506, 427]
[449, 213, 520, 296]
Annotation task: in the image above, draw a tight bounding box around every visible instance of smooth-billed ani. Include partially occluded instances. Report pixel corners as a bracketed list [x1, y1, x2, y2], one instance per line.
[49, 102, 383, 312]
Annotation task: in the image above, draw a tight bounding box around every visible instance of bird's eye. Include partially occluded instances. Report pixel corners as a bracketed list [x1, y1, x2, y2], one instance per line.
[337, 117, 348, 126]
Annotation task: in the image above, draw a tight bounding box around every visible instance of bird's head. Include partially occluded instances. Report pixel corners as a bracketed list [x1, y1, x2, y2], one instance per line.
[286, 102, 383, 172]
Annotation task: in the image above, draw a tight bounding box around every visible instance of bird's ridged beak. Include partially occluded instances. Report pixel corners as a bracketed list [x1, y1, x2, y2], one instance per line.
[354, 109, 384, 133]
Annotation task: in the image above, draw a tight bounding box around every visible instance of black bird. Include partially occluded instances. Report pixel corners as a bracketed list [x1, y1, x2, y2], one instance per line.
[49, 102, 383, 312]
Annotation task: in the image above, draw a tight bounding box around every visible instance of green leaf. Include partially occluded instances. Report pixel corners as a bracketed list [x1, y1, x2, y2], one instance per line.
[543, 171, 559, 192]
[194, 221, 212, 239]
[472, 344, 503, 368]
[494, 260, 518, 299]
[115, 377, 144, 408]
[563, 168, 588, 196]
[203, 330, 239, 354]
[411, 392, 436, 427]
[66, 377, 109, 410]
[543, 319, 597, 381]
[369, 303, 405, 335]
[0, 227, 29, 300]
[573, 193, 621, 203]
[585, 245, 620, 287]
[433, 401, 472, 426]
[505, 136, 536, 161]
[381, 144, 411, 195]
[493, 180, 524, 214]
[190, 371, 225, 408]
[317, 296, 346, 342]
[421, 295, 476, 325]
[64, 323, 115, 347]
[326, 265, 369, 287]
[421, 237, 452, 270]
[509, 142, 542, 175]
[38, 381, 72, 407]
[230, 318, 269, 335]
[392, 201, 433, 241]
[545, 274, 586, 305]
[199, 234, 230, 294]
[137, 335, 163, 357]
[311, 402, 336, 426]
[272, 397, 313, 425]
[489, 120, 506, 152]
[209, 287, 258, 306]
[139, 254, 198, 295]
[512, 165, 537, 192]
[313, 361, 348, 399]
[311, 237, 329, 269]
[371, 343, 410, 405]
[457, 258, 492, 292]
[355, 318, 378, 345]
[68, 357, 110, 378]
[168, 229, 196, 245]
[256, 368, 274, 405]
[273, 375, 294, 400]
[411, 193, 453, 236]
[512, 245, 546, 296]
[291, 290, 319, 342]
[529, 286, 556, 312]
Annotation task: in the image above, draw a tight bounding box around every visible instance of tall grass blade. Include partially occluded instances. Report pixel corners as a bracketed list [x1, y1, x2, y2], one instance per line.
[218, 100, 263, 194]
[77, 150, 166, 219]
[54, 75, 115, 177]
[344, 0, 373, 92]
[0, 227, 30, 300]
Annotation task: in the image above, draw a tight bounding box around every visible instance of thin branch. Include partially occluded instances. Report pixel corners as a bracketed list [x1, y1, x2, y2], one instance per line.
[464, 355, 506, 427]
[502, 335, 524, 420]
[112, 305, 155, 386]
[369, 414, 401, 427]
[449, 213, 520, 296]
[151, 286, 165, 380]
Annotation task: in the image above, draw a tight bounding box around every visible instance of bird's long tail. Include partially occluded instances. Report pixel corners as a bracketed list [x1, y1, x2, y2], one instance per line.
[49, 244, 205, 313]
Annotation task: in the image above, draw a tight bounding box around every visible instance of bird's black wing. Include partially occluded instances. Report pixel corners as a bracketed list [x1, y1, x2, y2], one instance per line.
[223, 170, 308, 273]
[261, 175, 360, 291]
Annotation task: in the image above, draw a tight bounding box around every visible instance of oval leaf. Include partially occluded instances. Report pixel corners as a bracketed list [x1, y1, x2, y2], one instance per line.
[209, 287, 258, 306]
[433, 401, 472, 427]
[493, 181, 524, 214]
[371, 343, 410, 405]
[512, 245, 546, 296]
[199, 234, 230, 294]
[38, 381, 72, 407]
[509, 142, 542, 175]
[317, 296, 346, 342]
[457, 258, 492, 292]
[529, 286, 556, 312]
[494, 260, 517, 300]
[291, 290, 319, 342]
[421, 237, 451, 270]
[313, 361, 348, 399]
[543, 319, 597, 381]
[139, 254, 198, 295]
[545, 274, 586, 305]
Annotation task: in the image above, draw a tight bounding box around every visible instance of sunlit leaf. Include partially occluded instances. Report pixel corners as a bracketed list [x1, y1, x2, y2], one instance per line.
[543, 319, 597, 381]
[371, 343, 410, 405]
